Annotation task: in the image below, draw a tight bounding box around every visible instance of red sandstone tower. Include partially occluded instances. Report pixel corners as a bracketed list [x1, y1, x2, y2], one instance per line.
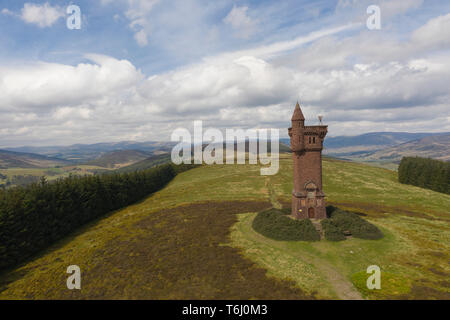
[288, 102, 328, 219]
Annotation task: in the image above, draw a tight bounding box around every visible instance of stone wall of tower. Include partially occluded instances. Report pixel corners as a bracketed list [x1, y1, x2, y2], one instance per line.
[288, 102, 328, 220]
[292, 150, 323, 192]
[289, 121, 304, 152]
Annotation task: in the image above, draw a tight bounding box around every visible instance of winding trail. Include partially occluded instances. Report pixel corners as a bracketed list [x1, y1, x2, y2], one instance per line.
[238, 212, 364, 300]
[265, 177, 283, 209]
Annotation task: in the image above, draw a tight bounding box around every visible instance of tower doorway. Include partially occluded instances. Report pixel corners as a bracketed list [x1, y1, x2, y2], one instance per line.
[308, 207, 315, 218]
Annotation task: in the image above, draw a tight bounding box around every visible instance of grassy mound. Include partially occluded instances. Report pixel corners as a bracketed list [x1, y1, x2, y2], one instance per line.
[252, 208, 320, 241]
[322, 206, 383, 241]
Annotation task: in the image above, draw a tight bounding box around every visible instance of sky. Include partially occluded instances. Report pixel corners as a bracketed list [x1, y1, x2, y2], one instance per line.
[0, 0, 449, 147]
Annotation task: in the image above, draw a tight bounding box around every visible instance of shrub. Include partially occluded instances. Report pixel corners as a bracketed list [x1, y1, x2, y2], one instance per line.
[252, 208, 320, 241]
[327, 206, 383, 240]
[321, 219, 346, 241]
[325, 205, 337, 218]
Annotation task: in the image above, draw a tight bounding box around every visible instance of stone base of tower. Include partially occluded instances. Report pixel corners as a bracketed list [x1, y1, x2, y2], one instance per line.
[291, 194, 327, 219]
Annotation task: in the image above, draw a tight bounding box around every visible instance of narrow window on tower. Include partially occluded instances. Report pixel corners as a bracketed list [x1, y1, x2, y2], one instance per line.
[313, 137, 316, 143]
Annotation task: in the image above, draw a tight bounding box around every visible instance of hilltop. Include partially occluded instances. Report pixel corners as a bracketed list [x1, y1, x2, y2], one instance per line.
[0, 155, 448, 300]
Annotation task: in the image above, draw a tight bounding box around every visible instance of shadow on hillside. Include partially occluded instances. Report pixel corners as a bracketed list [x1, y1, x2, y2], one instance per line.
[0, 196, 151, 292]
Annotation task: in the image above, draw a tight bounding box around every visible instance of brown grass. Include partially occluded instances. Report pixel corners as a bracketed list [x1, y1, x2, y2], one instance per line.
[9, 201, 314, 299]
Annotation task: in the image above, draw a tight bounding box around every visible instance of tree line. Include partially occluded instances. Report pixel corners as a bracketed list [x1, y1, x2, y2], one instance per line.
[0, 163, 194, 271]
[398, 156, 449, 194]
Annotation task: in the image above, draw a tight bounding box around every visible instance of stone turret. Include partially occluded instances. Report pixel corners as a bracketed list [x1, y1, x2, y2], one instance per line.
[288, 101, 328, 219]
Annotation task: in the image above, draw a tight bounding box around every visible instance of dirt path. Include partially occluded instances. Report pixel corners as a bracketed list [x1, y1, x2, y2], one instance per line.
[265, 177, 282, 209]
[238, 213, 364, 300]
[302, 252, 364, 300]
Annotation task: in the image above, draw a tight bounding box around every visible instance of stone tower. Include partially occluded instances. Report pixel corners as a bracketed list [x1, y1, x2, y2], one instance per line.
[288, 101, 328, 219]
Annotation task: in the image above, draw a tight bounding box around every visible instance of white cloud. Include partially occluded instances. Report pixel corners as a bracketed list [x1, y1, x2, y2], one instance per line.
[1, 12, 450, 146]
[223, 5, 256, 39]
[20, 2, 65, 28]
[125, 0, 159, 46]
[120, 0, 233, 59]
[134, 29, 148, 47]
[126, 0, 159, 22]
[1, 8, 14, 16]
[53, 106, 92, 120]
[0, 54, 143, 112]
[139, 55, 296, 114]
[224, 23, 360, 61]
[412, 13, 450, 49]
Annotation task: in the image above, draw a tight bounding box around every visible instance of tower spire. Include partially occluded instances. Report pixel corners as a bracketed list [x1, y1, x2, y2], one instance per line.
[291, 101, 305, 121]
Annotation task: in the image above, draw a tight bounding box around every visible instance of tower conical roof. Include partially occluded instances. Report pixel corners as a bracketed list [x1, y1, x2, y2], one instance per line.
[291, 101, 305, 121]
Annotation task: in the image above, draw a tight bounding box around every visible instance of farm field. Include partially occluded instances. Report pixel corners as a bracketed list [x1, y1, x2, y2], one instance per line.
[0, 165, 112, 188]
[0, 154, 449, 299]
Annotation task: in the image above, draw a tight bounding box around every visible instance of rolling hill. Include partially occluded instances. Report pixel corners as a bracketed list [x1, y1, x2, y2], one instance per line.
[282, 132, 450, 168]
[324, 132, 439, 150]
[115, 140, 290, 174]
[277, 132, 449, 160]
[4, 141, 176, 162]
[85, 150, 152, 168]
[282, 132, 443, 155]
[0, 155, 448, 300]
[115, 153, 172, 173]
[0, 150, 71, 169]
[356, 134, 450, 162]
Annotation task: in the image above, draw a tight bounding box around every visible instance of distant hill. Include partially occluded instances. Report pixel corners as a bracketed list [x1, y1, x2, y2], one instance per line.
[324, 132, 437, 149]
[358, 134, 450, 162]
[115, 153, 172, 173]
[282, 132, 448, 158]
[4, 139, 290, 164]
[207, 140, 291, 154]
[85, 150, 152, 169]
[281, 131, 449, 168]
[115, 140, 290, 173]
[4, 141, 176, 162]
[0, 150, 71, 169]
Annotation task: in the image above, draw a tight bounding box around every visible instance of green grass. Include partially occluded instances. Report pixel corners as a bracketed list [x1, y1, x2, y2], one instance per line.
[230, 154, 450, 299]
[0, 154, 448, 299]
[274, 155, 449, 220]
